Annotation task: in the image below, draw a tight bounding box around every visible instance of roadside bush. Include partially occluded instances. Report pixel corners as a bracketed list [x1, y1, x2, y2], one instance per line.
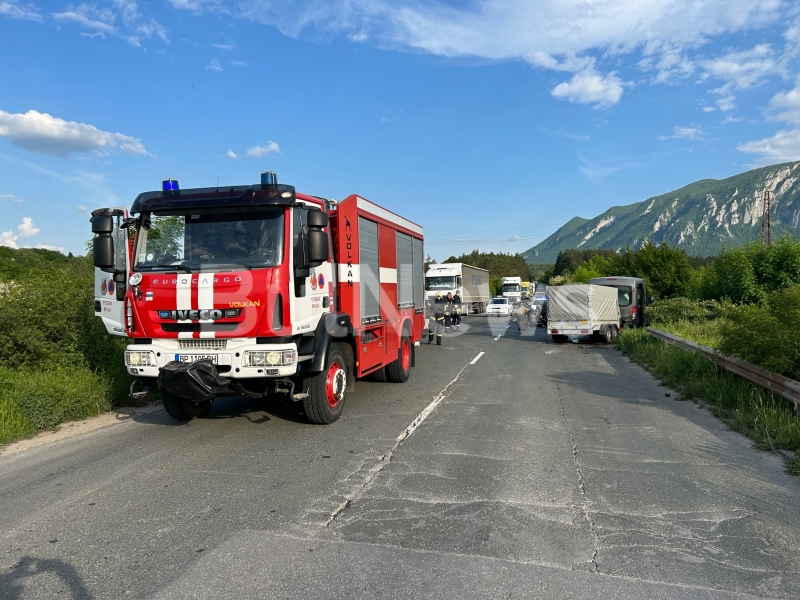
[0, 256, 131, 403]
[614, 328, 800, 460]
[0, 395, 37, 445]
[646, 298, 726, 326]
[717, 286, 800, 379]
[0, 366, 111, 431]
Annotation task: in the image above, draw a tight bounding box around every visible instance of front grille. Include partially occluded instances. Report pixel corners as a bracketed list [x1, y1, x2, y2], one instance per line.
[161, 323, 238, 333]
[178, 339, 229, 350]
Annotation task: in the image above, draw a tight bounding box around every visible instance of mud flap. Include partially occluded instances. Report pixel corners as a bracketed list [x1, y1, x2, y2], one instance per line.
[157, 360, 230, 401]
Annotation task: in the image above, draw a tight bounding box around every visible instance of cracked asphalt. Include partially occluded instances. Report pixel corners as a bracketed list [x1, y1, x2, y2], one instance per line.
[2, 311, 800, 599]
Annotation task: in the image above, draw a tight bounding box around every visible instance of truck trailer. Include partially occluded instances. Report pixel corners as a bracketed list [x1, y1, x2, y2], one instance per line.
[91, 173, 425, 424]
[547, 284, 620, 344]
[424, 263, 490, 314]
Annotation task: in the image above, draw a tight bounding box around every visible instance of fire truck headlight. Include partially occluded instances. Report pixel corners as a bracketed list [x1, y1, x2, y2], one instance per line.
[125, 351, 154, 367]
[243, 350, 297, 368]
[129, 273, 142, 286]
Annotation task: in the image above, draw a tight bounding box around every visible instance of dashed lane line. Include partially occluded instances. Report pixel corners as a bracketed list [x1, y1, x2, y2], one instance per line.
[469, 351, 485, 364]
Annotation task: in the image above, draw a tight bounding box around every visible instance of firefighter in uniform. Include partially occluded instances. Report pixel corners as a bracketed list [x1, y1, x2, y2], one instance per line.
[444, 292, 454, 332]
[451, 291, 462, 331]
[426, 292, 446, 345]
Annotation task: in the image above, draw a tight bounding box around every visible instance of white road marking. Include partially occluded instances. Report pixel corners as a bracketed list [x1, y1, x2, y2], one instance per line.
[326, 353, 477, 526]
[469, 351, 485, 364]
[494, 335, 501, 340]
[395, 354, 477, 443]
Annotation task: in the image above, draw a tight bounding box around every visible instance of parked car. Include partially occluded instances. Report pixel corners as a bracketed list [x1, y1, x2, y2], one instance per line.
[587, 276, 651, 328]
[531, 295, 548, 326]
[486, 297, 511, 317]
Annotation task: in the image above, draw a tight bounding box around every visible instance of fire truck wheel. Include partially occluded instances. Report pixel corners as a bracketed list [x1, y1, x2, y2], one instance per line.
[303, 344, 347, 424]
[161, 390, 212, 421]
[386, 336, 412, 383]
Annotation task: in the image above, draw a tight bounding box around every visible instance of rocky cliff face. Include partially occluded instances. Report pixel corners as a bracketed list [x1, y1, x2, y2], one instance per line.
[525, 161, 800, 264]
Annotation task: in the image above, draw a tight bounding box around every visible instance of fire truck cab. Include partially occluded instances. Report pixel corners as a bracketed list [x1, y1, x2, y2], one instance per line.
[91, 173, 425, 424]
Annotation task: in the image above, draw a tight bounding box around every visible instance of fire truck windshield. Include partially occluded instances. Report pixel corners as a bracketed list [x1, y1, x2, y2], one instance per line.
[134, 209, 284, 271]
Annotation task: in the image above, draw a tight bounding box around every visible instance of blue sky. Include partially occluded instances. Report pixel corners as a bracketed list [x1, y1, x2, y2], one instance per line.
[1, 0, 799, 259]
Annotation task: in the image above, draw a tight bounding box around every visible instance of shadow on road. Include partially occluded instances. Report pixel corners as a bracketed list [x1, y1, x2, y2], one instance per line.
[0, 556, 93, 600]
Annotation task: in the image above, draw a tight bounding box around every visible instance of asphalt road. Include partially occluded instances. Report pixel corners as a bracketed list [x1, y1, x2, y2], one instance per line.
[2, 315, 800, 599]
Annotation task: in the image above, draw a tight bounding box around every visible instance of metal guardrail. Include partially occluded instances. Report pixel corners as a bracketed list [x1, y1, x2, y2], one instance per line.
[646, 327, 800, 411]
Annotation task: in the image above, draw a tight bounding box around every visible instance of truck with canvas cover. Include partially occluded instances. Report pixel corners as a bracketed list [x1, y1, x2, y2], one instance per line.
[424, 263, 490, 314]
[90, 172, 425, 424]
[547, 284, 620, 344]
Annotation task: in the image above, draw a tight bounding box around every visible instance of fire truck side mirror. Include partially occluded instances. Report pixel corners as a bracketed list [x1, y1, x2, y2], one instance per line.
[93, 234, 115, 270]
[307, 230, 329, 267]
[306, 210, 328, 228]
[91, 214, 114, 234]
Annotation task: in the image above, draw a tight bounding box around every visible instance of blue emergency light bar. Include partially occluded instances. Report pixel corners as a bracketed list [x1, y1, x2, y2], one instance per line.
[161, 179, 180, 192]
[261, 171, 278, 185]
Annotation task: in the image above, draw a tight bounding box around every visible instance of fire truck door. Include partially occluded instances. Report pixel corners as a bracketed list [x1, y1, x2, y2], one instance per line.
[291, 207, 332, 335]
[94, 207, 130, 336]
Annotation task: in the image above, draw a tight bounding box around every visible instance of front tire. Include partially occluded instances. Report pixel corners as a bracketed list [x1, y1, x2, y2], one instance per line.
[161, 389, 212, 421]
[386, 336, 412, 383]
[303, 344, 348, 424]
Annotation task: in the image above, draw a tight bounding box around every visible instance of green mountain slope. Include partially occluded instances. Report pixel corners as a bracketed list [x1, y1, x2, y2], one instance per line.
[524, 161, 800, 263]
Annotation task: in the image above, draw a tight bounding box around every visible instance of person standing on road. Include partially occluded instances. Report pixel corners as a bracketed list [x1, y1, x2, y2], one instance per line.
[444, 292, 454, 332]
[426, 292, 446, 345]
[513, 304, 530, 332]
[451, 291, 462, 331]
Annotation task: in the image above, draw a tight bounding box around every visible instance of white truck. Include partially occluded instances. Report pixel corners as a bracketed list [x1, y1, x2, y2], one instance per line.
[500, 276, 522, 305]
[547, 284, 620, 344]
[425, 263, 491, 314]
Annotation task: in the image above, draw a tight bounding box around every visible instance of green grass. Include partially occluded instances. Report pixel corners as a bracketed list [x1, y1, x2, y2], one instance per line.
[0, 366, 111, 444]
[0, 396, 37, 445]
[657, 319, 723, 349]
[614, 328, 800, 473]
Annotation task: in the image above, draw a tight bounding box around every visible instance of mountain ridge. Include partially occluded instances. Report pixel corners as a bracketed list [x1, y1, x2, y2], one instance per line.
[524, 161, 800, 264]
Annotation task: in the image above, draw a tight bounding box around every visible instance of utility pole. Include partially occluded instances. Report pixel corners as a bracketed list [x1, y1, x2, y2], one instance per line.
[760, 189, 772, 246]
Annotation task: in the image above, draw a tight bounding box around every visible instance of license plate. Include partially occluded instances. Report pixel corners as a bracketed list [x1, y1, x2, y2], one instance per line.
[176, 354, 217, 364]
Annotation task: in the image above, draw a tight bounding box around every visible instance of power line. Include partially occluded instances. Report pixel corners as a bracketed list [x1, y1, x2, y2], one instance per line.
[424, 223, 564, 237]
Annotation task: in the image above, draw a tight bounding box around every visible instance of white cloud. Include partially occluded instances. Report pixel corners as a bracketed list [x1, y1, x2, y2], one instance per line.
[657, 126, 705, 141]
[767, 82, 800, 124]
[205, 58, 223, 72]
[245, 142, 281, 157]
[738, 128, 800, 165]
[702, 106, 716, 112]
[0, 1, 42, 21]
[348, 31, 368, 42]
[0, 110, 148, 157]
[701, 44, 788, 91]
[1, 193, 24, 203]
[0, 217, 39, 249]
[716, 95, 737, 111]
[212, 43, 233, 50]
[53, 1, 168, 46]
[230, 60, 247, 67]
[551, 69, 624, 108]
[76, 204, 88, 212]
[36, 244, 65, 252]
[226, 149, 238, 159]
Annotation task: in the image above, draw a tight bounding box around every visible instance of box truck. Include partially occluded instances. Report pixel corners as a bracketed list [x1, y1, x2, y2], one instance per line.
[425, 263, 490, 314]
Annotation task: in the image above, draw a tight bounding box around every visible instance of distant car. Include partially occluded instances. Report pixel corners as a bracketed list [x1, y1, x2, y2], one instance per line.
[531, 295, 548, 326]
[486, 297, 511, 317]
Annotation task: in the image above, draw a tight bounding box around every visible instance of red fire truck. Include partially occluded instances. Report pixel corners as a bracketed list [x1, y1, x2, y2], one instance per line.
[91, 173, 425, 424]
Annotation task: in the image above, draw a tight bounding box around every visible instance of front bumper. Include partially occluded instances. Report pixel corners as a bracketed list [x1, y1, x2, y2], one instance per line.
[125, 338, 299, 379]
